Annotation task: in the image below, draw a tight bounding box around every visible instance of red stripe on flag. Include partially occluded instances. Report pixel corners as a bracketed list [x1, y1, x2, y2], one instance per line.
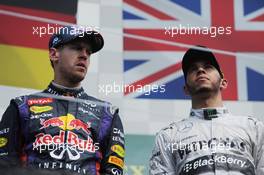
[124, 36, 185, 51]
[216, 54, 238, 100]
[0, 13, 61, 49]
[0, 4, 76, 50]
[250, 13, 264, 22]
[124, 62, 182, 95]
[124, 0, 176, 20]
[211, 0, 234, 27]
[124, 29, 264, 52]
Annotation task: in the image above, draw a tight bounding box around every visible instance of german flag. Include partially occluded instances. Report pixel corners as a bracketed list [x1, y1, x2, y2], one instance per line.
[0, 0, 77, 89]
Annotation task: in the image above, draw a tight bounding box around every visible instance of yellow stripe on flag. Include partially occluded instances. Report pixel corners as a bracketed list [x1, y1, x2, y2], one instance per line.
[0, 44, 53, 89]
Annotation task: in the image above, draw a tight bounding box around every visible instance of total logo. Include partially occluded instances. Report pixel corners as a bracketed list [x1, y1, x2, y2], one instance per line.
[39, 113, 91, 134]
[28, 98, 53, 105]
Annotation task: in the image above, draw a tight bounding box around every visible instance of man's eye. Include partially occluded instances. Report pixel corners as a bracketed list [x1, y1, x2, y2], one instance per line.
[86, 50, 92, 55]
[70, 45, 82, 50]
[76, 46, 83, 51]
[188, 66, 197, 73]
[204, 65, 214, 69]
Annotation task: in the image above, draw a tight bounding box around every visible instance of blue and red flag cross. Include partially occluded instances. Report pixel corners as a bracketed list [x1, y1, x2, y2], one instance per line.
[123, 0, 264, 101]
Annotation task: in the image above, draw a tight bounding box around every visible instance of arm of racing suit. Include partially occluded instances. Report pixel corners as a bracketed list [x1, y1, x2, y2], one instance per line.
[253, 119, 264, 175]
[149, 130, 176, 175]
[100, 106, 125, 175]
[0, 100, 23, 169]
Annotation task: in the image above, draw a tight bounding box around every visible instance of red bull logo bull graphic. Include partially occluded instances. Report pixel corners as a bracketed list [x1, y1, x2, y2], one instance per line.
[69, 119, 91, 134]
[39, 114, 91, 134]
[40, 118, 64, 129]
[34, 114, 98, 160]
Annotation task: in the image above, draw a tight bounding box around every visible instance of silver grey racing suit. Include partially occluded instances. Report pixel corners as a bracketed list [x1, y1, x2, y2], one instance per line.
[149, 107, 264, 175]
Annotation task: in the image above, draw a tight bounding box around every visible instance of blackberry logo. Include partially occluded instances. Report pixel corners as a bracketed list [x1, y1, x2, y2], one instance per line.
[183, 163, 192, 173]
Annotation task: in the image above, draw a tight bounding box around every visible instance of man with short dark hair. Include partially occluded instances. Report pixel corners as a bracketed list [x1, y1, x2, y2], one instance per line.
[149, 45, 264, 174]
[0, 26, 125, 175]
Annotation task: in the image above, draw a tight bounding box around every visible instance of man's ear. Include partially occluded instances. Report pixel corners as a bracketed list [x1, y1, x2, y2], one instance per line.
[220, 78, 228, 90]
[184, 85, 190, 96]
[49, 48, 59, 63]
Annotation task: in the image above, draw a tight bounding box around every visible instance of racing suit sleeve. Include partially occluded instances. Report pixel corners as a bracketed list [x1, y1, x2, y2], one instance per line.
[0, 100, 23, 169]
[254, 119, 264, 175]
[149, 130, 176, 175]
[100, 107, 125, 175]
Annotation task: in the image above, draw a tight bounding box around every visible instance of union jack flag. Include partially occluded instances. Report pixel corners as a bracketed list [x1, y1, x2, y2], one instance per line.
[123, 0, 264, 101]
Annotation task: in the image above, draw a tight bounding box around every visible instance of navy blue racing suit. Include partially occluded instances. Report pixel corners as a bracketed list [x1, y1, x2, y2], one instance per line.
[0, 82, 125, 175]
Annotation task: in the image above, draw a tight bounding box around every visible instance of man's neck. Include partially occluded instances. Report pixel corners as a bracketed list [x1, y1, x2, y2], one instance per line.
[51, 81, 81, 90]
[191, 93, 223, 109]
[53, 79, 81, 89]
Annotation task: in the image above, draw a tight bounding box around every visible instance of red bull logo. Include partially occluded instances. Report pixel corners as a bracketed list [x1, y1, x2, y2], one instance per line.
[69, 119, 91, 134]
[39, 114, 91, 134]
[33, 130, 95, 152]
[40, 118, 63, 130]
[33, 130, 99, 160]
[35, 114, 97, 160]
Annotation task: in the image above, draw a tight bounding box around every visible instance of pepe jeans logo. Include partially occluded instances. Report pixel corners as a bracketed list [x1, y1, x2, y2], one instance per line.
[30, 106, 53, 114]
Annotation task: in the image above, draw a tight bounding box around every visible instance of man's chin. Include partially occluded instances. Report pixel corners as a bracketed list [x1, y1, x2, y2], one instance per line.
[69, 74, 86, 84]
[193, 87, 212, 95]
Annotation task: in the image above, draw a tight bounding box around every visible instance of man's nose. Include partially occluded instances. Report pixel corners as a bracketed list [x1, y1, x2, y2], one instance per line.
[197, 67, 206, 74]
[80, 48, 89, 59]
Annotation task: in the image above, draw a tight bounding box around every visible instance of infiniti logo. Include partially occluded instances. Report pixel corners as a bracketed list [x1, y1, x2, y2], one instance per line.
[111, 168, 122, 175]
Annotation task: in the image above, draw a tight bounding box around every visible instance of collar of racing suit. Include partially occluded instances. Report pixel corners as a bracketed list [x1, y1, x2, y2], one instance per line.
[190, 107, 229, 120]
[45, 81, 85, 98]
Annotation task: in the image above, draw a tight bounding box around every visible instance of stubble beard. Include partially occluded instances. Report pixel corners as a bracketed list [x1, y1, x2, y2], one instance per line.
[69, 74, 85, 85]
[186, 78, 221, 97]
[61, 67, 87, 85]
